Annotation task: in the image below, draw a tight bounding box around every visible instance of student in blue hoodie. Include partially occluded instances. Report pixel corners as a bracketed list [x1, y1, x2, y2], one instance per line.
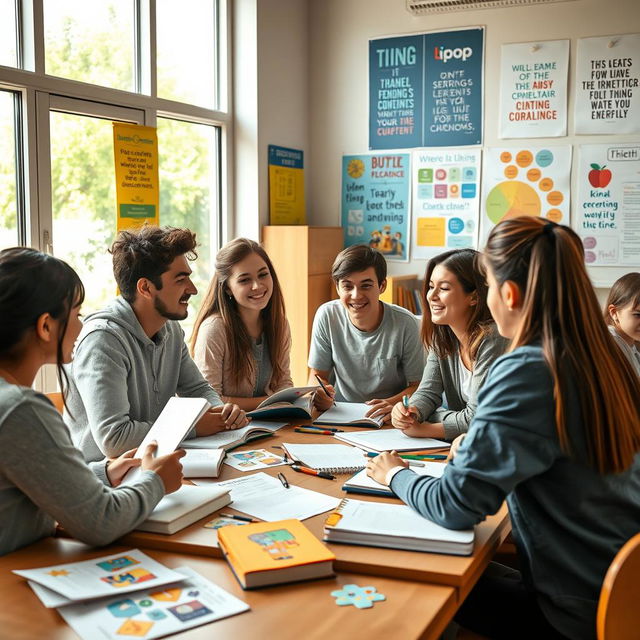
[66, 226, 248, 463]
[367, 217, 640, 640]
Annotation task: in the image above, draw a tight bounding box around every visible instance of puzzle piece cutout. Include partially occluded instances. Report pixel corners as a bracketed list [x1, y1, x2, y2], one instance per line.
[331, 584, 386, 609]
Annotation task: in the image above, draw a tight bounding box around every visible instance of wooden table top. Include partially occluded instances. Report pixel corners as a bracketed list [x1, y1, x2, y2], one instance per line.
[2, 537, 457, 640]
[120, 424, 511, 603]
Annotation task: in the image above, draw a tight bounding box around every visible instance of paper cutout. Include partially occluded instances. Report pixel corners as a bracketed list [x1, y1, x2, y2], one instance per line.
[331, 584, 386, 609]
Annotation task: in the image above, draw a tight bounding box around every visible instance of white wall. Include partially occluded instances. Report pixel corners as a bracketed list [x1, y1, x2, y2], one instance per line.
[307, 0, 640, 296]
[233, 0, 309, 239]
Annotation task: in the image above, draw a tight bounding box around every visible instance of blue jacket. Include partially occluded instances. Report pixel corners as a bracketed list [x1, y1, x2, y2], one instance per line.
[392, 344, 640, 640]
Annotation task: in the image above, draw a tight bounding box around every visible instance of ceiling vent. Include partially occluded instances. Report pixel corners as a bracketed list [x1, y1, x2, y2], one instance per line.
[407, 0, 576, 14]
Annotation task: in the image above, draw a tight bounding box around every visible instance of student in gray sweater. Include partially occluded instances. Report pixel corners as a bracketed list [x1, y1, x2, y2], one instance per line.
[65, 226, 248, 463]
[0, 248, 184, 556]
[392, 249, 507, 441]
[368, 218, 640, 640]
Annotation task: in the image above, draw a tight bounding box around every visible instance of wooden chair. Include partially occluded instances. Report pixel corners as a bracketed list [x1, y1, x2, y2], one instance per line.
[597, 532, 640, 640]
[45, 392, 64, 414]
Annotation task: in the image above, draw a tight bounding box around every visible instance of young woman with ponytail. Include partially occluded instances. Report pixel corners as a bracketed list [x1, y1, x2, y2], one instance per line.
[367, 217, 640, 640]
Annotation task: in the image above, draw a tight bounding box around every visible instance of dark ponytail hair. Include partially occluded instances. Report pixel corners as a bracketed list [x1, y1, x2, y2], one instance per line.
[484, 216, 640, 474]
[0, 248, 85, 404]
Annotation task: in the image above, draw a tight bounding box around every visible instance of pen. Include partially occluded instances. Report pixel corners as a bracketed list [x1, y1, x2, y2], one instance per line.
[299, 425, 344, 433]
[291, 465, 335, 480]
[277, 472, 290, 488]
[314, 374, 337, 407]
[219, 513, 258, 523]
[295, 427, 335, 435]
[365, 451, 446, 461]
[402, 395, 410, 409]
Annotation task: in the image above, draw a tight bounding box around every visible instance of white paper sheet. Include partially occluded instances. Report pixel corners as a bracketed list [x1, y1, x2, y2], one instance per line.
[194, 472, 340, 521]
[56, 566, 249, 640]
[335, 429, 449, 452]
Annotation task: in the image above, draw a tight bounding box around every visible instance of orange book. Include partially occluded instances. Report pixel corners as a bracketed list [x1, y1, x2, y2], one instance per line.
[218, 519, 335, 589]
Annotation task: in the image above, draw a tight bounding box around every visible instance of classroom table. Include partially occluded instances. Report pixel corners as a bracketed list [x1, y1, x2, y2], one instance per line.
[121, 424, 511, 604]
[1, 537, 457, 640]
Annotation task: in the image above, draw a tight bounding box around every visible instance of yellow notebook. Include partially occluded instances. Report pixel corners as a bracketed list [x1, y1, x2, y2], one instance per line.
[218, 519, 335, 589]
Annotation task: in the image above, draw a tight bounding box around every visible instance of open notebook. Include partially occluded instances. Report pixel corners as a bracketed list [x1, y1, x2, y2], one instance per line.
[323, 498, 474, 555]
[343, 461, 446, 497]
[334, 429, 449, 452]
[313, 402, 384, 428]
[282, 443, 366, 474]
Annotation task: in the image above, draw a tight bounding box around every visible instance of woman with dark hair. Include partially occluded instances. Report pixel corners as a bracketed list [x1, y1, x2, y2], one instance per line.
[604, 272, 640, 376]
[0, 248, 184, 556]
[391, 248, 506, 441]
[190, 238, 292, 410]
[368, 218, 640, 640]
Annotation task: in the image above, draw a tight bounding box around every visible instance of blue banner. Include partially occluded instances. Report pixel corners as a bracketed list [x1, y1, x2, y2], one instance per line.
[424, 28, 483, 147]
[369, 28, 483, 149]
[341, 153, 410, 261]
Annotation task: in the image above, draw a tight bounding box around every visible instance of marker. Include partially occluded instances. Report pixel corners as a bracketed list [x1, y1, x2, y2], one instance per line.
[219, 513, 258, 523]
[295, 427, 334, 435]
[314, 374, 337, 406]
[366, 451, 444, 463]
[291, 465, 335, 480]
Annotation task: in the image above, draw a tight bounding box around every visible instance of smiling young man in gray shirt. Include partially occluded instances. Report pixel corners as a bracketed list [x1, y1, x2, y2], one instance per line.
[308, 244, 423, 423]
[65, 226, 248, 463]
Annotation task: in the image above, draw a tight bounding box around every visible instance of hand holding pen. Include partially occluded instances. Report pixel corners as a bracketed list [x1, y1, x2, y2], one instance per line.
[391, 395, 420, 431]
[313, 374, 336, 410]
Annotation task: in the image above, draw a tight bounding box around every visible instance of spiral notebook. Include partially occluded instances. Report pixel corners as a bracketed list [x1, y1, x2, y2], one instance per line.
[281, 443, 367, 474]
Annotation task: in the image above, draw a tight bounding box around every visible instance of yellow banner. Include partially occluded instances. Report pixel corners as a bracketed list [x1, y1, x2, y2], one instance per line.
[113, 123, 159, 231]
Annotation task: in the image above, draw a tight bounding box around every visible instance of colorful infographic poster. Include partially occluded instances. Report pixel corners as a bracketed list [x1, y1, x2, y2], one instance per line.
[341, 153, 410, 261]
[424, 28, 484, 147]
[574, 34, 640, 134]
[369, 27, 483, 149]
[480, 146, 572, 244]
[576, 143, 640, 266]
[268, 145, 305, 224]
[411, 148, 481, 260]
[369, 35, 424, 150]
[499, 40, 569, 139]
[113, 123, 159, 231]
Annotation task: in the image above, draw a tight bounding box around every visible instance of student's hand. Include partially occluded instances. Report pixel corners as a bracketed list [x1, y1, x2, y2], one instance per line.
[140, 441, 185, 494]
[365, 398, 393, 423]
[106, 448, 141, 487]
[448, 434, 466, 461]
[366, 450, 408, 486]
[391, 401, 420, 430]
[312, 381, 335, 411]
[219, 403, 249, 430]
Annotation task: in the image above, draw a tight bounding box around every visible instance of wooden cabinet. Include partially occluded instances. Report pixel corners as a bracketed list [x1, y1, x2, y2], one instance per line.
[262, 225, 343, 385]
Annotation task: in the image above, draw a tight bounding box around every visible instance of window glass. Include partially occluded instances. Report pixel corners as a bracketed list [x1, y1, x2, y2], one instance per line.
[0, 91, 19, 249]
[44, 0, 136, 91]
[0, 0, 17, 67]
[158, 117, 219, 337]
[157, 0, 217, 108]
[50, 111, 118, 313]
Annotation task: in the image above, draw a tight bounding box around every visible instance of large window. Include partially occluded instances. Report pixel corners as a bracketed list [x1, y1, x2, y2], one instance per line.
[0, 0, 228, 387]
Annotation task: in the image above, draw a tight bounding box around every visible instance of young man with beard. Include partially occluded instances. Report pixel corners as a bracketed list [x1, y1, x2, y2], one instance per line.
[65, 226, 248, 463]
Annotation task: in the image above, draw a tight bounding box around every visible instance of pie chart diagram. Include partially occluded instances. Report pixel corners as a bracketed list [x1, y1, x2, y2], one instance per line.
[485, 181, 541, 225]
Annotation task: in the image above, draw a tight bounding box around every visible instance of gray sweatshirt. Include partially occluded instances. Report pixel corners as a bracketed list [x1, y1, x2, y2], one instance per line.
[392, 345, 640, 640]
[0, 380, 164, 556]
[65, 297, 222, 462]
[409, 325, 507, 440]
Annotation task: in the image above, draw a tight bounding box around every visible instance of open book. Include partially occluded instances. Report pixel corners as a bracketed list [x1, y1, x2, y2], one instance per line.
[313, 402, 385, 428]
[247, 386, 316, 421]
[342, 462, 446, 497]
[323, 498, 474, 555]
[181, 421, 287, 452]
[334, 429, 449, 452]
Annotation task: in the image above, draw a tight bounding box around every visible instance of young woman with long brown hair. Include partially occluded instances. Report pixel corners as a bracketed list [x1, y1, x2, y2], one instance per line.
[190, 238, 292, 410]
[391, 248, 506, 440]
[604, 272, 640, 376]
[368, 217, 640, 640]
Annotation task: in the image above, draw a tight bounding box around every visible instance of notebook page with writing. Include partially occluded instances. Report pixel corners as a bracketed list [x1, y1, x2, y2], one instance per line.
[282, 443, 367, 473]
[334, 429, 449, 452]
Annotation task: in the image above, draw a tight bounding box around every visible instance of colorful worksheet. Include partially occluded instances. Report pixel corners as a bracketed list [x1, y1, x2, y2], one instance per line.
[411, 147, 481, 260]
[14, 550, 184, 603]
[223, 449, 286, 472]
[480, 146, 572, 244]
[56, 566, 249, 640]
